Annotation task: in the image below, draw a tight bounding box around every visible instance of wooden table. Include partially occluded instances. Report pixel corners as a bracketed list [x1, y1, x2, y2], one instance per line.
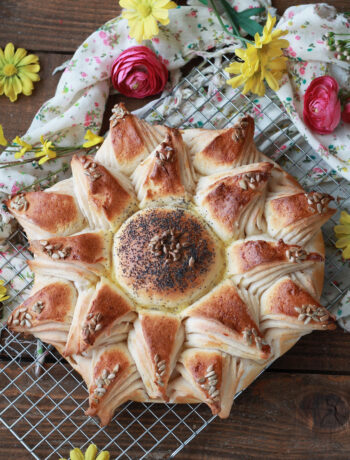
[0, 1, 349, 459]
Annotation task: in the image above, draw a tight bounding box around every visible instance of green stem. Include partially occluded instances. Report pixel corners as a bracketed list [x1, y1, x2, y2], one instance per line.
[208, 0, 252, 46]
[0, 146, 98, 169]
[18, 165, 70, 193]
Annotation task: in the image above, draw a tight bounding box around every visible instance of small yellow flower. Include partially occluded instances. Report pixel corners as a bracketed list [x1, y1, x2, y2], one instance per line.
[13, 136, 33, 159]
[334, 211, 350, 259]
[59, 443, 110, 460]
[35, 135, 56, 165]
[0, 124, 7, 146]
[0, 280, 10, 303]
[82, 130, 104, 148]
[225, 13, 289, 96]
[121, 0, 177, 43]
[0, 43, 40, 102]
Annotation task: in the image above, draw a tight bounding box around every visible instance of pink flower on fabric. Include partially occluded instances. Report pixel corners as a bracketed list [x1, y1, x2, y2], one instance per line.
[11, 184, 20, 195]
[341, 99, 350, 124]
[303, 76, 341, 134]
[300, 67, 305, 75]
[99, 31, 107, 39]
[84, 113, 92, 127]
[111, 46, 168, 99]
[287, 46, 297, 57]
[295, 35, 301, 40]
[288, 11, 295, 18]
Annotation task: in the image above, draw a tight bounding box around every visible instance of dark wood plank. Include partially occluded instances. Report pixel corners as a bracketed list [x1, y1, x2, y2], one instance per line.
[0, 1, 119, 53]
[1, 362, 350, 459]
[179, 371, 350, 459]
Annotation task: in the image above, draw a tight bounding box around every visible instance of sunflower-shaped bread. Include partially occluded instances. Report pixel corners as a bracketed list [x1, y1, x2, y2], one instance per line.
[6, 103, 336, 426]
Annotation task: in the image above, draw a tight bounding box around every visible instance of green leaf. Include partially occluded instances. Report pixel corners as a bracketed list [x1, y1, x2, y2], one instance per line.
[218, 1, 264, 37]
[237, 7, 265, 20]
[197, 0, 208, 5]
[237, 15, 264, 36]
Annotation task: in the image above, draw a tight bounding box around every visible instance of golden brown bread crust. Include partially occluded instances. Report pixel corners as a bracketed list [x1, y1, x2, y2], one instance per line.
[72, 155, 135, 222]
[197, 115, 254, 168]
[229, 238, 324, 274]
[30, 232, 107, 266]
[111, 111, 145, 164]
[6, 191, 84, 235]
[114, 207, 223, 308]
[141, 312, 180, 366]
[185, 282, 268, 352]
[144, 130, 186, 201]
[81, 283, 132, 349]
[5, 103, 336, 424]
[202, 162, 272, 233]
[268, 192, 335, 227]
[261, 278, 336, 331]
[8, 280, 76, 326]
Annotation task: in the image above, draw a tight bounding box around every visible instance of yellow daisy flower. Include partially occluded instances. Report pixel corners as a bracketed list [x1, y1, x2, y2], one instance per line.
[225, 13, 289, 96]
[0, 43, 40, 102]
[120, 0, 177, 43]
[13, 136, 33, 159]
[334, 211, 350, 259]
[82, 130, 104, 148]
[0, 124, 7, 146]
[59, 443, 110, 460]
[35, 135, 56, 165]
[0, 280, 10, 303]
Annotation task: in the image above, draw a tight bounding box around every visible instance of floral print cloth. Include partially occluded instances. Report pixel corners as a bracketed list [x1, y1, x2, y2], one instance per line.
[276, 3, 350, 179]
[1, 1, 350, 329]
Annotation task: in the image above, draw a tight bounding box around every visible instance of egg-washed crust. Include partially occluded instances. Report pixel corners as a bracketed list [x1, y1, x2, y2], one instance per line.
[228, 238, 324, 274]
[8, 280, 76, 326]
[72, 154, 136, 224]
[6, 191, 85, 236]
[30, 231, 109, 266]
[262, 277, 336, 330]
[5, 103, 336, 426]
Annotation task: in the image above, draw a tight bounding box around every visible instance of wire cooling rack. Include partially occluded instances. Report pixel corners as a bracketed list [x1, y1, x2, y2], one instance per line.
[1, 55, 350, 460]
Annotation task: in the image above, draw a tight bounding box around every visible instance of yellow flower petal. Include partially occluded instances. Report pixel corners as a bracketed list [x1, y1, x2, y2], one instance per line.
[265, 70, 280, 92]
[224, 62, 242, 74]
[343, 245, 350, 259]
[4, 78, 17, 102]
[0, 124, 8, 146]
[70, 448, 84, 460]
[340, 211, 350, 225]
[227, 74, 246, 89]
[144, 15, 159, 39]
[84, 444, 98, 460]
[335, 235, 350, 248]
[334, 225, 350, 235]
[4, 43, 15, 60]
[17, 53, 39, 67]
[13, 47, 27, 65]
[96, 452, 110, 460]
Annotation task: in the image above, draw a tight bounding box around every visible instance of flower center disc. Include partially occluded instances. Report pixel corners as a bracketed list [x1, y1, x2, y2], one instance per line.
[3, 63, 17, 77]
[114, 207, 223, 311]
[138, 5, 152, 17]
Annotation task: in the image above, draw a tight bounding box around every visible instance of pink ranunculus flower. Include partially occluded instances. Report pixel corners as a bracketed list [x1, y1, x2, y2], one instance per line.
[341, 99, 350, 124]
[303, 76, 341, 134]
[111, 46, 168, 99]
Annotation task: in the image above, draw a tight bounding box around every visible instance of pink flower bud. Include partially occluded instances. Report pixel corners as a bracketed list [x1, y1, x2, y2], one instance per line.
[303, 76, 341, 134]
[111, 46, 168, 99]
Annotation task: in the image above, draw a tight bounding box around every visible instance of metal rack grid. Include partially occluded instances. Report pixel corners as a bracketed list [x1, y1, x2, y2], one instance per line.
[1, 55, 350, 459]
